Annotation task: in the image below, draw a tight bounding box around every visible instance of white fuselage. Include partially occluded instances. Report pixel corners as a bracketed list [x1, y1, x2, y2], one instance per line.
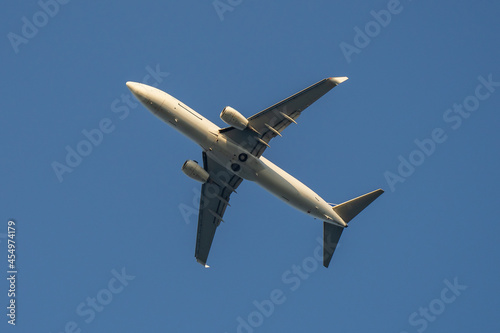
[128, 83, 345, 227]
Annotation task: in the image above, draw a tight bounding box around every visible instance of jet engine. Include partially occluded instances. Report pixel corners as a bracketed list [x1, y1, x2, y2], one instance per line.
[181, 160, 209, 183]
[220, 106, 248, 130]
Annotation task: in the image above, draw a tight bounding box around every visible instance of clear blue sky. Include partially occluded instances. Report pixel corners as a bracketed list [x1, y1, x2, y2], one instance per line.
[1, 1, 499, 332]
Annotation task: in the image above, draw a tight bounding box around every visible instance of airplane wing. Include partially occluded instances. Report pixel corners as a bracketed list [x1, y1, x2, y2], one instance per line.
[219, 77, 348, 157]
[195, 152, 243, 267]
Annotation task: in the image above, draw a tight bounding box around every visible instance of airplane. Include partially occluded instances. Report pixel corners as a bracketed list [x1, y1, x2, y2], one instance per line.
[126, 77, 383, 268]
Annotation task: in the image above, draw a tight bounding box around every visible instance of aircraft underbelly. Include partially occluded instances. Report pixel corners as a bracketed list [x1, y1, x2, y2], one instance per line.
[255, 157, 332, 219]
[205, 134, 332, 220]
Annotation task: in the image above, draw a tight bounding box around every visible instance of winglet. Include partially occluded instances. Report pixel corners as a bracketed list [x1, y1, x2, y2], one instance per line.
[196, 258, 208, 267]
[328, 77, 349, 85]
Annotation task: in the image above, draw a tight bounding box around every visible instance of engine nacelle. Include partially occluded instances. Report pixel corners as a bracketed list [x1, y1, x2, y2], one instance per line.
[220, 106, 248, 130]
[181, 160, 209, 183]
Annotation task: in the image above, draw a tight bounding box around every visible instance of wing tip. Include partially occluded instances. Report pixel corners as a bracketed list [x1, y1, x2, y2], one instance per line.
[196, 258, 209, 267]
[328, 76, 349, 85]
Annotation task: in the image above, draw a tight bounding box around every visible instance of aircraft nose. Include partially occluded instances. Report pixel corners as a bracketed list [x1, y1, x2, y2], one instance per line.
[126, 81, 148, 100]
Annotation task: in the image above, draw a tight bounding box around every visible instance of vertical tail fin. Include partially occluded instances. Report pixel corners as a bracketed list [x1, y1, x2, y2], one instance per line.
[323, 189, 384, 268]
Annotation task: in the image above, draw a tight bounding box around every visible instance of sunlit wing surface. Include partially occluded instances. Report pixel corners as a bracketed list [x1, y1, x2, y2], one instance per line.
[220, 77, 348, 157]
[195, 152, 243, 267]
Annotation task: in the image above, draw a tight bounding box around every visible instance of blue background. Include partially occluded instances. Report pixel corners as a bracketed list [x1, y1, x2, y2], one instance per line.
[1, 1, 499, 332]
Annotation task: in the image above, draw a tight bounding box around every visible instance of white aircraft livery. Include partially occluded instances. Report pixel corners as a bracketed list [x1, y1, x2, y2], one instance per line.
[126, 77, 383, 268]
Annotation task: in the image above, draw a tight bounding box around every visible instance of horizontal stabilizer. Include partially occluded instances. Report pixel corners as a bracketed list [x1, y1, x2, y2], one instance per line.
[323, 222, 344, 268]
[332, 189, 384, 224]
[324, 189, 384, 268]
